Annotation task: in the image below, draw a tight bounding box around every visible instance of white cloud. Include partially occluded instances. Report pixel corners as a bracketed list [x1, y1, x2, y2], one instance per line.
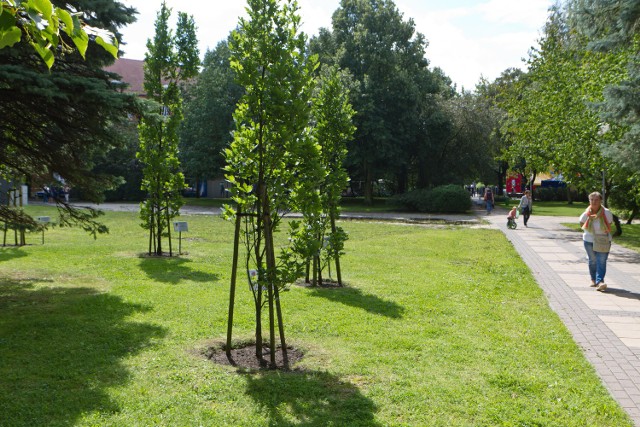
[117, 0, 552, 90]
[395, 0, 552, 89]
[474, 0, 551, 25]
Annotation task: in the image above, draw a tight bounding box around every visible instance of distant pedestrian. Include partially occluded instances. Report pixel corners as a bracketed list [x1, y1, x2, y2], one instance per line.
[43, 185, 50, 203]
[484, 187, 494, 214]
[580, 191, 613, 292]
[63, 185, 70, 203]
[518, 190, 532, 227]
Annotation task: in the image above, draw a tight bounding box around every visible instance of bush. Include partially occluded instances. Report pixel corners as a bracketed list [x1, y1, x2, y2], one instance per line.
[392, 185, 472, 213]
[534, 187, 567, 202]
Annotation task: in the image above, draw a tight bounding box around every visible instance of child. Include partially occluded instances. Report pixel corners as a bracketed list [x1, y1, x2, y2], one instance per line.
[507, 206, 518, 229]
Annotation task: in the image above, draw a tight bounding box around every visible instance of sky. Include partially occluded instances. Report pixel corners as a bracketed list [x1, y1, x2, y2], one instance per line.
[118, 0, 555, 90]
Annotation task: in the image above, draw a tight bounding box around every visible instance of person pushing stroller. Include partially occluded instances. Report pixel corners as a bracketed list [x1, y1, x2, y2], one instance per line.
[507, 206, 518, 229]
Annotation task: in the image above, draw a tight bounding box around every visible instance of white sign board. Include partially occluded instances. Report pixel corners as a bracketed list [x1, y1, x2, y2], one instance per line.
[173, 221, 188, 232]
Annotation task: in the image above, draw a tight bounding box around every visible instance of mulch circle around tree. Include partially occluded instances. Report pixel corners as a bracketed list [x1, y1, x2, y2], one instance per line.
[206, 342, 305, 371]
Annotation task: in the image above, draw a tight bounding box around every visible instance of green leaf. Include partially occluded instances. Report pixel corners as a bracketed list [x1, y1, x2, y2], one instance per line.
[55, 8, 73, 35]
[31, 40, 54, 69]
[0, 26, 22, 49]
[95, 35, 118, 58]
[30, 0, 54, 20]
[70, 28, 88, 58]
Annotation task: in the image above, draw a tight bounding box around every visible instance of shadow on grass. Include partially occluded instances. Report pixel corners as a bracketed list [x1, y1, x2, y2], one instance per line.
[308, 286, 404, 319]
[0, 246, 28, 262]
[138, 256, 219, 284]
[244, 370, 381, 427]
[0, 280, 166, 426]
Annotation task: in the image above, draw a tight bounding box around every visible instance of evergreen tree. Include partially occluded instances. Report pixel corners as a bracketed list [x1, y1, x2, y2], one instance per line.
[0, 0, 120, 68]
[0, 0, 138, 235]
[568, 0, 640, 170]
[138, 2, 199, 256]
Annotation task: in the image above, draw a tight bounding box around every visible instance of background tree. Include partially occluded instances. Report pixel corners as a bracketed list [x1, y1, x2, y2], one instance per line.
[180, 39, 243, 193]
[499, 4, 635, 230]
[567, 0, 640, 168]
[93, 120, 145, 202]
[0, 0, 138, 235]
[224, 0, 319, 368]
[313, 0, 449, 202]
[137, 2, 199, 256]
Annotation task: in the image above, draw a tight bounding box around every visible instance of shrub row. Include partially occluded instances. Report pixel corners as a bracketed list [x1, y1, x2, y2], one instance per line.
[533, 187, 588, 202]
[391, 184, 472, 213]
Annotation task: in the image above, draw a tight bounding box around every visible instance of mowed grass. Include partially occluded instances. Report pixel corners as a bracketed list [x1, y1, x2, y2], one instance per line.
[0, 207, 632, 426]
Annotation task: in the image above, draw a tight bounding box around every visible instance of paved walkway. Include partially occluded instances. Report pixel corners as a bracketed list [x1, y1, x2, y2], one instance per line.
[482, 206, 640, 425]
[66, 200, 640, 423]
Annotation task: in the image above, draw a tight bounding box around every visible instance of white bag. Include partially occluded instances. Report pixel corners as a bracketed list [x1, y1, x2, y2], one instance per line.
[593, 234, 611, 253]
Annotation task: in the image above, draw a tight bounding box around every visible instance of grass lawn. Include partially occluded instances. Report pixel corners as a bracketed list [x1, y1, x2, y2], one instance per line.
[0, 207, 632, 426]
[498, 200, 590, 217]
[184, 196, 400, 213]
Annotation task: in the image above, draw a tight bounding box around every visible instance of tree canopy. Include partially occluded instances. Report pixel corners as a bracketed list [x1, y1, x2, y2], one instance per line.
[0, 0, 122, 68]
[0, 0, 139, 235]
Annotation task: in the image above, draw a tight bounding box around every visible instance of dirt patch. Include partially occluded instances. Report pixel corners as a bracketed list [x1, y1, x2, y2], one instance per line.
[206, 342, 304, 371]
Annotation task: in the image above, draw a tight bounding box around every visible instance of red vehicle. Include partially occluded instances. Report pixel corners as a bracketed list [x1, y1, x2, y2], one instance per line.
[506, 173, 524, 196]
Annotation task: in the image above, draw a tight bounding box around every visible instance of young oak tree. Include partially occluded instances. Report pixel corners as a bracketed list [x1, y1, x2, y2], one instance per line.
[137, 2, 199, 256]
[224, 0, 319, 368]
[292, 65, 355, 287]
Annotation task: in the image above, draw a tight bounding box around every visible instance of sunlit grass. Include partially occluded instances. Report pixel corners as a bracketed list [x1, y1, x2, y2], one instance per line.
[0, 207, 632, 426]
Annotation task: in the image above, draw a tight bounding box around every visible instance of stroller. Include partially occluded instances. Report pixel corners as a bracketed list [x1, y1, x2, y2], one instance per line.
[507, 206, 518, 229]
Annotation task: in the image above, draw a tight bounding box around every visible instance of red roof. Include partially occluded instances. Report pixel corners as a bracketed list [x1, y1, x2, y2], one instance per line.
[104, 58, 145, 95]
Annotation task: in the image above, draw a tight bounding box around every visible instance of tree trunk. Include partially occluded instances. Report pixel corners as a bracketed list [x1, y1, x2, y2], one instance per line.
[330, 215, 343, 286]
[156, 204, 163, 256]
[226, 210, 242, 363]
[363, 163, 374, 205]
[613, 214, 622, 237]
[260, 183, 279, 368]
[317, 255, 323, 286]
[273, 284, 289, 369]
[305, 260, 310, 283]
[148, 207, 154, 255]
[626, 206, 638, 224]
[166, 200, 173, 257]
[312, 255, 318, 286]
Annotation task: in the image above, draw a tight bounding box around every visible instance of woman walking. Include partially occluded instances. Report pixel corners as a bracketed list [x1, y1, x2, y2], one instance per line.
[518, 190, 532, 227]
[484, 187, 494, 215]
[579, 192, 613, 292]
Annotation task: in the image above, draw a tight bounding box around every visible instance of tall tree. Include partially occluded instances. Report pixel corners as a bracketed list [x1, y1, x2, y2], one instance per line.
[138, 2, 199, 256]
[0, 0, 138, 235]
[180, 39, 243, 192]
[225, 0, 318, 368]
[499, 4, 633, 227]
[319, 0, 442, 201]
[568, 0, 640, 170]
